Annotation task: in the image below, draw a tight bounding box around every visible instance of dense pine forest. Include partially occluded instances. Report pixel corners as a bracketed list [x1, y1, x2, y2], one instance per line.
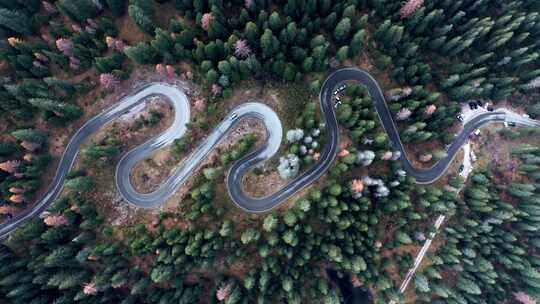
[0, 0, 539, 303]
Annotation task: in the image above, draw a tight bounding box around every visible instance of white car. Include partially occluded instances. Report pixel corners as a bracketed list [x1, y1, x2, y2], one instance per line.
[473, 129, 480, 136]
[457, 114, 464, 122]
[230, 113, 238, 120]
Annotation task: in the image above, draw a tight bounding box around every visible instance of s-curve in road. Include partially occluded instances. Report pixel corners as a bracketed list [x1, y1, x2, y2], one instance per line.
[1, 68, 539, 239]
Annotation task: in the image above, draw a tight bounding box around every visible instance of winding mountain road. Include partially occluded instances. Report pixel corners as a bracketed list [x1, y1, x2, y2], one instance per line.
[1, 68, 539, 239]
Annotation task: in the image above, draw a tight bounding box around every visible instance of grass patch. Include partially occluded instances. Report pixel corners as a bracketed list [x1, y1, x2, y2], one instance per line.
[271, 82, 318, 130]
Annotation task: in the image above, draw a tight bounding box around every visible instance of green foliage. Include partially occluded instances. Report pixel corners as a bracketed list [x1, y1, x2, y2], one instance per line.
[124, 42, 159, 64]
[334, 18, 351, 43]
[0, 8, 31, 35]
[105, 0, 125, 15]
[128, 3, 155, 34]
[56, 0, 99, 23]
[65, 176, 94, 193]
[11, 128, 45, 143]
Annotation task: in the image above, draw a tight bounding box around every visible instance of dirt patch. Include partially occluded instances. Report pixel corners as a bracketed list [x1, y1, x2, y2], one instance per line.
[154, 1, 179, 29]
[116, 15, 151, 45]
[402, 138, 446, 170]
[476, 125, 540, 183]
[243, 171, 285, 198]
[116, 1, 178, 44]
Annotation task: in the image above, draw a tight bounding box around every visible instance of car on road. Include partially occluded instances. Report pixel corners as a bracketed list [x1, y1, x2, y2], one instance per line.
[508, 122, 516, 127]
[338, 84, 347, 91]
[469, 102, 478, 110]
[457, 114, 464, 122]
[230, 113, 238, 120]
[459, 165, 465, 173]
[487, 106, 494, 111]
[523, 113, 530, 118]
[473, 129, 481, 136]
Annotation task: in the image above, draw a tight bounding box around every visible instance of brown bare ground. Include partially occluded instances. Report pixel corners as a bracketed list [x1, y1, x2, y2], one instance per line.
[116, 15, 150, 44]
[242, 171, 285, 198]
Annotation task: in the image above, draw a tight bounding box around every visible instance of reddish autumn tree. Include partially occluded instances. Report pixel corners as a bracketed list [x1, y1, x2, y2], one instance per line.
[56, 38, 74, 56]
[381, 151, 393, 160]
[7, 37, 21, 47]
[425, 104, 437, 116]
[72, 24, 82, 33]
[211, 84, 222, 96]
[115, 40, 125, 52]
[23, 154, 33, 162]
[21, 140, 41, 152]
[420, 154, 433, 162]
[400, 0, 424, 18]
[156, 64, 166, 76]
[514, 292, 536, 304]
[351, 179, 364, 193]
[9, 195, 24, 204]
[9, 187, 25, 194]
[194, 98, 206, 112]
[216, 282, 233, 301]
[234, 39, 251, 58]
[100, 73, 119, 90]
[0, 160, 20, 173]
[396, 107, 412, 120]
[42, 1, 57, 13]
[105, 36, 115, 48]
[44, 214, 69, 227]
[201, 13, 214, 31]
[69, 56, 80, 70]
[83, 282, 98, 295]
[338, 149, 349, 157]
[34, 52, 49, 63]
[166, 65, 176, 78]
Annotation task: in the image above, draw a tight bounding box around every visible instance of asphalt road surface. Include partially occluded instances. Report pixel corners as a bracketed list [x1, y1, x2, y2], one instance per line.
[1, 68, 539, 238]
